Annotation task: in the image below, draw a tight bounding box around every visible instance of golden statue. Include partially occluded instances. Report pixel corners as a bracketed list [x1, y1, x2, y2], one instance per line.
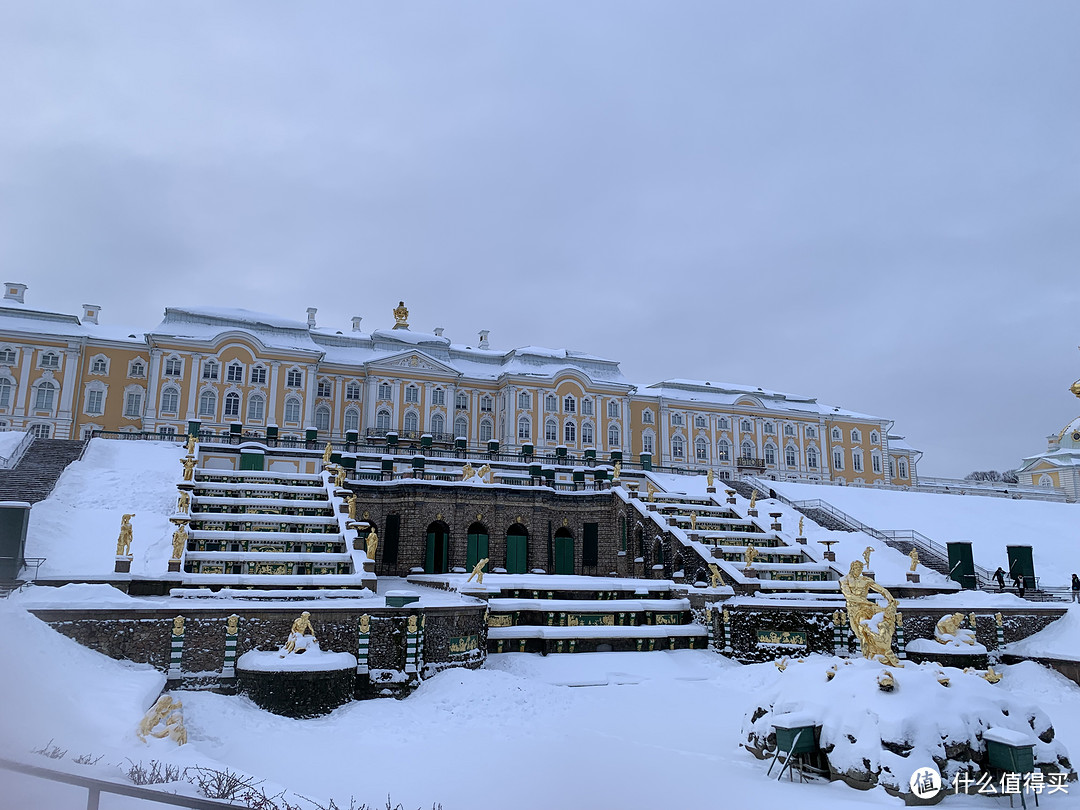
[708, 563, 725, 588]
[749, 491, 757, 509]
[347, 494, 357, 521]
[170, 524, 187, 561]
[646, 481, 657, 502]
[407, 615, 418, 633]
[909, 548, 919, 572]
[1070, 378, 1080, 400]
[334, 466, 346, 487]
[877, 670, 895, 691]
[359, 614, 370, 634]
[832, 610, 842, 626]
[934, 613, 974, 644]
[982, 666, 1003, 684]
[743, 544, 758, 567]
[774, 657, 788, 672]
[798, 516, 804, 536]
[116, 513, 135, 556]
[162, 712, 187, 745]
[466, 557, 489, 584]
[226, 615, 238, 635]
[172, 616, 184, 636]
[839, 560, 900, 666]
[181, 456, 196, 482]
[612, 461, 621, 480]
[862, 546, 874, 569]
[393, 300, 409, 327]
[176, 491, 190, 514]
[706, 469, 714, 487]
[721, 608, 730, 624]
[995, 612, 1003, 628]
[477, 463, 491, 482]
[282, 611, 317, 655]
[896, 611, 903, 627]
[461, 463, 475, 481]
[690, 512, 698, 531]
[365, 527, 379, 560]
[969, 612, 978, 628]
[186, 434, 196, 455]
[322, 442, 333, 465]
[137, 695, 180, 742]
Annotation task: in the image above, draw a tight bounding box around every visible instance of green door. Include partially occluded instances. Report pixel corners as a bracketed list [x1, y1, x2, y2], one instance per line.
[554, 534, 574, 575]
[466, 529, 489, 571]
[425, 527, 449, 574]
[506, 531, 528, 574]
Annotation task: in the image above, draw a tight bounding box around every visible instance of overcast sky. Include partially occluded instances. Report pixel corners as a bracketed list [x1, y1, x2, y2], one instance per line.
[1, 2, 1078, 477]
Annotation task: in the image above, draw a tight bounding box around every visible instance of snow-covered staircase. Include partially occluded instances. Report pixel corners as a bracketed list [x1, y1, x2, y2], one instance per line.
[180, 468, 375, 591]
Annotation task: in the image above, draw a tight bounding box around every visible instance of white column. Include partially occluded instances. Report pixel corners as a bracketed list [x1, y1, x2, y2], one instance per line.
[304, 364, 317, 428]
[364, 376, 377, 433]
[268, 362, 281, 424]
[333, 376, 343, 435]
[144, 348, 163, 422]
[58, 349, 79, 419]
[184, 354, 202, 419]
[13, 348, 32, 419]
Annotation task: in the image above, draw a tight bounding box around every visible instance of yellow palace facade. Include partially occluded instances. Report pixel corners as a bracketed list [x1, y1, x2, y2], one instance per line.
[0, 283, 919, 485]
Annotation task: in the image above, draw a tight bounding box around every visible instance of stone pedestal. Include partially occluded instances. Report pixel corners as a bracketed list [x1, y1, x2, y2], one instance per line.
[114, 556, 131, 573]
[743, 567, 759, 579]
[237, 663, 356, 718]
[706, 486, 716, 494]
[823, 551, 836, 562]
[907, 572, 920, 583]
[796, 537, 807, 545]
[688, 533, 699, 542]
[667, 515, 678, 526]
[727, 496, 737, 505]
[646, 503, 657, 512]
[168, 559, 181, 573]
[748, 509, 758, 518]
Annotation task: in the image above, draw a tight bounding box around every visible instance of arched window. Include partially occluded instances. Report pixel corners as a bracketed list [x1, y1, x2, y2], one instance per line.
[480, 395, 493, 413]
[784, 424, 794, 436]
[545, 394, 557, 412]
[0, 348, 15, 364]
[563, 395, 576, 413]
[607, 424, 620, 447]
[380, 383, 394, 401]
[316, 379, 333, 398]
[160, 386, 179, 415]
[870, 431, 879, 444]
[455, 416, 468, 437]
[806, 426, 817, 439]
[224, 392, 241, 419]
[832, 428, 841, 441]
[479, 418, 493, 442]
[0, 378, 11, 409]
[671, 413, 684, 427]
[564, 421, 576, 443]
[250, 365, 267, 385]
[671, 435, 684, 459]
[807, 448, 819, 469]
[91, 357, 108, 374]
[343, 407, 359, 433]
[431, 413, 444, 435]
[377, 409, 392, 432]
[345, 381, 361, 400]
[545, 419, 557, 442]
[607, 401, 620, 418]
[764, 444, 776, 465]
[851, 429, 861, 443]
[785, 446, 797, 466]
[518, 391, 531, 409]
[718, 417, 729, 430]
[741, 441, 753, 459]
[642, 432, 654, 454]
[35, 381, 56, 411]
[315, 405, 331, 433]
[717, 439, 730, 462]
[695, 415, 706, 429]
[404, 411, 419, 434]
[764, 422, 774, 434]
[432, 388, 446, 406]
[581, 422, 594, 445]
[164, 356, 182, 377]
[581, 398, 593, 416]
[202, 359, 219, 380]
[1038, 474, 1053, 487]
[198, 389, 217, 417]
[40, 352, 59, 369]
[642, 410, 654, 425]
[695, 437, 708, 460]
[248, 394, 265, 422]
[284, 395, 302, 424]
[741, 420, 751, 432]
[518, 416, 531, 440]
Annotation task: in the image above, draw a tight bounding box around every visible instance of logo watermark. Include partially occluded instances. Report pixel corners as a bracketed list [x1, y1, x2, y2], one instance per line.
[909, 767, 1070, 798]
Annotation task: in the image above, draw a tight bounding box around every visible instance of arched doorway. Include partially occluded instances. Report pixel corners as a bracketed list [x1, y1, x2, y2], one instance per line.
[425, 521, 450, 574]
[466, 522, 489, 571]
[554, 527, 574, 575]
[506, 524, 529, 574]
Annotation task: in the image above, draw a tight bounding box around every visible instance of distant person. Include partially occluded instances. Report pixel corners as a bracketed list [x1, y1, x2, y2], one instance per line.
[1072, 574, 1080, 604]
[993, 567, 1006, 592]
[1012, 571, 1025, 598]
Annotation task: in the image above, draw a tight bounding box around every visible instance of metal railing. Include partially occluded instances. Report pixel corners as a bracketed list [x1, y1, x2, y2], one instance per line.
[0, 428, 35, 469]
[736, 456, 766, 471]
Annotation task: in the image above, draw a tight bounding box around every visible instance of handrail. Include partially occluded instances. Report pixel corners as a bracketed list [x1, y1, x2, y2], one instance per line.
[0, 429, 35, 470]
[0, 756, 243, 810]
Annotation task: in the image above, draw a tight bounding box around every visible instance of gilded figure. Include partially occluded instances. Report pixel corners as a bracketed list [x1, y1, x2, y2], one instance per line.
[137, 695, 179, 742]
[181, 456, 196, 482]
[365, 527, 379, 561]
[347, 494, 357, 521]
[646, 481, 657, 502]
[706, 469, 714, 487]
[909, 548, 919, 572]
[934, 612, 974, 644]
[170, 524, 187, 561]
[116, 514, 135, 556]
[322, 442, 333, 465]
[612, 461, 621, 480]
[798, 516, 804, 536]
[689, 512, 697, 531]
[839, 560, 900, 666]
[185, 434, 196, 455]
[176, 491, 190, 514]
[708, 563, 725, 588]
[467, 557, 489, 584]
[359, 614, 370, 634]
[743, 544, 758, 567]
[862, 546, 874, 569]
[393, 301, 409, 326]
[172, 616, 184, 636]
[461, 463, 475, 481]
[477, 463, 491, 483]
[282, 612, 316, 655]
[226, 615, 238, 635]
[334, 466, 346, 487]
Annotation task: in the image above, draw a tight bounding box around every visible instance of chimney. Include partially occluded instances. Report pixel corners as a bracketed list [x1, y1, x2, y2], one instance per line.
[434, 327, 445, 337]
[478, 330, 490, 349]
[3, 283, 26, 304]
[351, 316, 363, 332]
[82, 304, 100, 325]
[306, 307, 317, 328]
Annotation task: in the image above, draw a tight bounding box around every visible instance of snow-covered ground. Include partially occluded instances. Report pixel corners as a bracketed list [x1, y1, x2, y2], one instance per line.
[0, 428, 27, 463]
[4, 600, 1080, 810]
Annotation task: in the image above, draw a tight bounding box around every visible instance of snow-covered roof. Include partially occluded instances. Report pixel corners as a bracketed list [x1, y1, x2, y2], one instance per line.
[639, 379, 883, 421]
[0, 306, 145, 345]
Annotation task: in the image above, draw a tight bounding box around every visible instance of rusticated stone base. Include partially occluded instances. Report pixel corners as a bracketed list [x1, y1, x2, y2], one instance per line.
[237, 666, 355, 718]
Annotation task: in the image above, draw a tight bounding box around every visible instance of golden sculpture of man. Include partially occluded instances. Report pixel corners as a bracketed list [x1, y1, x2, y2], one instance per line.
[690, 512, 698, 530]
[909, 548, 919, 572]
[347, 494, 357, 521]
[862, 546, 874, 569]
[186, 434, 196, 455]
[176, 491, 190, 514]
[743, 544, 758, 567]
[749, 490, 757, 509]
[282, 611, 317, 655]
[467, 557, 489, 584]
[612, 461, 621, 480]
[477, 463, 491, 483]
[170, 524, 187, 561]
[365, 527, 379, 561]
[322, 442, 333, 465]
[461, 463, 475, 481]
[116, 514, 135, 556]
[137, 695, 178, 742]
[706, 469, 714, 487]
[334, 466, 346, 487]
[708, 563, 725, 588]
[646, 481, 657, 502]
[798, 516, 804, 536]
[839, 560, 900, 666]
[934, 613, 973, 644]
[181, 456, 196, 482]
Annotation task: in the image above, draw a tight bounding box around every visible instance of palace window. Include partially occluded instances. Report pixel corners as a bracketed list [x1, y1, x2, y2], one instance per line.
[833, 449, 844, 470]
[284, 396, 301, 424]
[851, 429, 861, 443]
[717, 440, 730, 462]
[518, 391, 531, 409]
[164, 357, 182, 377]
[764, 444, 776, 465]
[607, 401, 620, 419]
[431, 413, 444, 435]
[250, 366, 267, 385]
[888, 459, 894, 477]
[91, 357, 108, 374]
[456, 392, 469, 410]
[642, 409, 654, 425]
[286, 369, 303, 388]
[86, 388, 104, 415]
[518, 416, 531, 440]
[40, 352, 59, 369]
[224, 392, 240, 419]
[870, 431, 879, 444]
[34, 381, 56, 411]
[199, 389, 217, 417]
[480, 395, 493, 412]
[807, 448, 819, 469]
[317, 380, 333, 398]
[608, 424, 620, 447]
[431, 388, 445, 406]
[898, 458, 908, 478]
[455, 416, 467, 437]
[545, 419, 557, 442]
[582, 398, 593, 416]
[380, 383, 394, 401]
[718, 417, 729, 430]
[227, 363, 244, 384]
[694, 415, 706, 429]
[202, 360, 219, 381]
[248, 394, 265, 422]
[581, 422, 594, 445]
[872, 454, 882, 474]
[806, 426, 816, 439]
[741, 441, 754, 459]
[741, 419, 751, 432]
[784, 424, 794, 436]
[831, 428, 841, 441]
[479, 419, 493, 443]
[160, 386, 179, 415]
[785, 446, 797, 467]
[345, 382, 361, 400]
[316, 405, 332, 433]
[0, 348, 15, 364]
[764, 422, 774, 434]
[404, 411, 419, 434]
[853, 453, 863, 472]
[545, 394, 557, 412]
[695, 438, 708, 460]
[563, 395, 576, 414]
[564, 421, 576, 443]
[30, 424, 51, 439]
[405, 386, 419, 404]
[343, 407, 359, 433]
[129, 360, 145, 378]
[672, 435, 684, 459]
[671, 413, 684, 427]
[377, 409, 392, 432]
[642, 433, 654, 454]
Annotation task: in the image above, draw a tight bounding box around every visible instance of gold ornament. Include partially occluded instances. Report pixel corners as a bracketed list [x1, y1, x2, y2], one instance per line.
[839, 560, 900, 666]
[172, 616, 184, 636]
[226, 615, 238, 635]
[467, 557, 489, 584]
[116, 513, 135, 556]
[393, 301, 409, 328]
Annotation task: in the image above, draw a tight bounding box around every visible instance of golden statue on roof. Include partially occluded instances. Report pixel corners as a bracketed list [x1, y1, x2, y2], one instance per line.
[393, 301, 409, 329]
